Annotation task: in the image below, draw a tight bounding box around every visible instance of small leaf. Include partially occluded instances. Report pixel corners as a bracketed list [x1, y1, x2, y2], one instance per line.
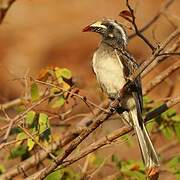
[124, 171, 145, 180]
[9, 145, 28, 159]
[49, 96, 65, 109]
[27, 138, 35, 151]
[55, 67, 72, 79]
[16, 132, 27, 141]
[174, 123, 180, 141]
[45, 170, 62, 180]
[172, 115, 180, 122]
[166, 109, 176, 117]
[38, 113, 49, 134]
[0, 164, 5, 175]
[162, 127, 174, 139]
[168, 156, 180, 169]
[16, 132, 27, 146]
[50, 87, 61, 95]
[143, 96, 153, 105]
[26, 111, 36, 125]
[112, 154, 122, 169]
[119, 10, 133, 17]
[119, 10, 133, 22]
[39, 113, 48, 124]
[31, 83, 40, 101]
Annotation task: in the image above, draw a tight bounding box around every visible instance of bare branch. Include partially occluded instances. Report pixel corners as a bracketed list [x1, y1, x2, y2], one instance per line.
[0, 0, 16, 24]
[143, 61, 180, 95]
[24, 96, 180, 180]
[129, 0, 175, 39]
[126, 0, 155, 50]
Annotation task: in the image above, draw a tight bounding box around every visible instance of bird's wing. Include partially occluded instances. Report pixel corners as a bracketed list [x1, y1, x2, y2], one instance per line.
[117, 50, 143, 113]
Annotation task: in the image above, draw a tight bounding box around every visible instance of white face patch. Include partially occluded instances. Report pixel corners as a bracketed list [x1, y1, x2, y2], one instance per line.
[90, 21, 107, 29]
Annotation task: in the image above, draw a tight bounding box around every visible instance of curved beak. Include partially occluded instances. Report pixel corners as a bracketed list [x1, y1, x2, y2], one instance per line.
[82, 21, 107, 32]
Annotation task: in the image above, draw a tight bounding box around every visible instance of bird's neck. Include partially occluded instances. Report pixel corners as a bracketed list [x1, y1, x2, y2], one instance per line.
[100, 40, 126, 52]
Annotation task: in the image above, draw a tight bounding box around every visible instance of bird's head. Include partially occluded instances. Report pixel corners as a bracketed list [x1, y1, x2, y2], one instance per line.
[83, 19, 128, 48]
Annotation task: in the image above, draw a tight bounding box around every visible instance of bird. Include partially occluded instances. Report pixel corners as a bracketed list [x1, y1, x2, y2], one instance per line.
[83, 18, 160, 178]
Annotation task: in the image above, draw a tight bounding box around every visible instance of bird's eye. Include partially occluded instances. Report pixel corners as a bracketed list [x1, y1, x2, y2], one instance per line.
[108, 24, 114, 30]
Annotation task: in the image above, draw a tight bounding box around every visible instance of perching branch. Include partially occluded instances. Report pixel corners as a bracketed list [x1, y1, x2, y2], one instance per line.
[25, 96, 180, 180]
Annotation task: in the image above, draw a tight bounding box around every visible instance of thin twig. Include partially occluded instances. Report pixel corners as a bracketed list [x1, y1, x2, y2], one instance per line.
[143, 61, 180, 95]
[0, 0, 16, 24]
[34, 28, 180, 179]
[126, 0, 155, 50]
[129, 0, 175, 39]
[24, 96, 180, 180]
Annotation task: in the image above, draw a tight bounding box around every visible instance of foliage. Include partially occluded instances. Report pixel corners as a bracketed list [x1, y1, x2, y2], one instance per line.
[9, 66, 74, 160]
[0, 67, 180, 180]
[112, 154, 145, 180]
[167, 156, 180, 180]
[45, 168, 80, 180]
[143, 96, 180, 141]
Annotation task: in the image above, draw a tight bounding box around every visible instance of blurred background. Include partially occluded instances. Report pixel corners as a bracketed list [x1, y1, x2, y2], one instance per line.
[0, 1, 179, 179]
[0, 0, 179, 105]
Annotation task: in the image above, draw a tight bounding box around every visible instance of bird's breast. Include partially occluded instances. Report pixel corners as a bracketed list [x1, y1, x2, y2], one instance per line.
[92, 48, 126, 98]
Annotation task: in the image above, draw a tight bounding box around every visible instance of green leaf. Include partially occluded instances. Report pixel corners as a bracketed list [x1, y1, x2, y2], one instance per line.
[161, 108, 176, 120]
[174, 123, 180, 141]
[146, 121, 155, 132]
[45, 170, 62, 180]
[175, 173, 180, 180]
[162, 127, 174, 139]
[26, 111, 36, 125]
[91, 155, 104, 166]
[172, 115, 180, 122]
[55, 67, 72, 79]
[168, 156, 180, 169]
[27, 138, 35, 151]
[112, 154, 122, 169]
[49, 96, 65, 108]
[116, 176, 124, 180]
[166, 109, 176, 117]
[9, 145, 27, 159]
[39, 113, 48, 124]
[124, 171, 145, 180]
[0, 164, 5, 175]
[50, 87, 61, 95]
[143, 96, 153, 105]
[16, 132, 27, 141]
[15, 105, 26, 113]
[38, 113, 49, 134]
[31, 83, 40, 101]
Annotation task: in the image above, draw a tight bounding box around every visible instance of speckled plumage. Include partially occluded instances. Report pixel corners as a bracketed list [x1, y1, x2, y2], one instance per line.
[84, 18, 159, 172]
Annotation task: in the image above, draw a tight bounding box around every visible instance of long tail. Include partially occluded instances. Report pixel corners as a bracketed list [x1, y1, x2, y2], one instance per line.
[129, 108, 160, 173]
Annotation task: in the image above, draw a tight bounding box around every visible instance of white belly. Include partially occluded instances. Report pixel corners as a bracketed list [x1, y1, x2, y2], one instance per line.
[92, 49, 126, 98]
